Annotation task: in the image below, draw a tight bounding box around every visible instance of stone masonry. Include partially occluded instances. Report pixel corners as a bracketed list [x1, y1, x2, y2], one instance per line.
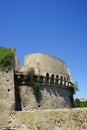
[0, 51, 79, 130]
[0, 68, 15, 129]
[5, 108, 87, 130]
[17, 53, 74, 110]
[0, 52, 74, 111]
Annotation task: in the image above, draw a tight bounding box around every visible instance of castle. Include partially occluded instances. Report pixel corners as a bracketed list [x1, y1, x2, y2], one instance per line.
[0, 49, 74, 112]
[1, 48, 87, 130]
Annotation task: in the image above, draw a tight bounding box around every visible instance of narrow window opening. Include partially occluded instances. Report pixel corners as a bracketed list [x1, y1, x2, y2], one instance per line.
[8, 89, 10, 92]
[38, 105, 41, 107]
[6, 71, 8, 73]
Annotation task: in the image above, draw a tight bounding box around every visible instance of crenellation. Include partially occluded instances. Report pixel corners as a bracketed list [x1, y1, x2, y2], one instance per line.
[14, 73, 74, 88]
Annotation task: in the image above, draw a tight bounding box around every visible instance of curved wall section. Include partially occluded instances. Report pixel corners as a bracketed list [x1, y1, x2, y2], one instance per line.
[24, 53, 72, 81]
[20, 85, 73, 110]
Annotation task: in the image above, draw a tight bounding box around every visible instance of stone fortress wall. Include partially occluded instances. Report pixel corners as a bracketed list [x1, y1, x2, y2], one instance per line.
[0, 68, 15, 111]
[19, 85, 74, 110]
[8, 108, 87, 130]
[0, 68, 15, 129]
[0, 52, 74, 112]
[15, 75, 74, 110]
[1, 51, 87, 130]
[14, 53, 74, 110]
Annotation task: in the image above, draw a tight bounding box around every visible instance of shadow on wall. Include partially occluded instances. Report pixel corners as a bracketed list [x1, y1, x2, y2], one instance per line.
[14, 74, 22, 111]
[40, 85, 74, 107]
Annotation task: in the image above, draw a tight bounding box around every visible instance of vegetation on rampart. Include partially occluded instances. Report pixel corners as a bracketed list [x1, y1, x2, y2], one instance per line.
[0, 47, 15, 68]
[33, 83, 40, 100]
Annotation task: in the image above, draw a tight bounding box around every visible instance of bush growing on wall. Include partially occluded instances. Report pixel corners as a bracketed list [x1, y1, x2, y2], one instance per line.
[33, 83, 40, 100]
[0, 47, 15, 68]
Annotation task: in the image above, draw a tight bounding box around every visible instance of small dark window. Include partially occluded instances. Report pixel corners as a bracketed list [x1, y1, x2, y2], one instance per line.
[7, 89, 10, 92]
[6, 71, 8, 73]
[38, 105, 41, 107]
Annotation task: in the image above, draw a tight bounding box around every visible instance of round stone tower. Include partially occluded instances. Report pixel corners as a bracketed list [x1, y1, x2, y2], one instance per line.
[18, 53, 74, 110]
[24, 53, 73, 82]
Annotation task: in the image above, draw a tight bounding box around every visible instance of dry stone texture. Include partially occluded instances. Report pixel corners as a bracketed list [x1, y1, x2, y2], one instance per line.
[7, 108, 87, 130]
[0, 69, 15, 111]
[20, 85, 73, 110]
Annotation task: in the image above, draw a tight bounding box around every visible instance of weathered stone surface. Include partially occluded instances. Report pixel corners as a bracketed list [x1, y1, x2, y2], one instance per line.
[7, 108, 87, 130]
[20, 85, 73, 110]
[0, 70, 15, 111]
[0, 111, 9, 129]
[24, 53, 72, 82]
[0, 69, 15, 129]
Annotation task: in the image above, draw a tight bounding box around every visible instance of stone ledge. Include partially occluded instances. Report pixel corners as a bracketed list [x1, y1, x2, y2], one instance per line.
[7, 108, 87, 130]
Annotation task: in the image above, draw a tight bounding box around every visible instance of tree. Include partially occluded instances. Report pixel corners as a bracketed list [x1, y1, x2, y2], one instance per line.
[74, 82, 79, 94]
[74, 98, 80, 107]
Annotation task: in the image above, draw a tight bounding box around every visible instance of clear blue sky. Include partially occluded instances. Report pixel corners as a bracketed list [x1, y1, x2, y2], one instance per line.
[0, 0, 87, 99]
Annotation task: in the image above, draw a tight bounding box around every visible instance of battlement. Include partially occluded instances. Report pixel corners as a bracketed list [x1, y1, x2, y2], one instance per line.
[15, 72, 74, 90]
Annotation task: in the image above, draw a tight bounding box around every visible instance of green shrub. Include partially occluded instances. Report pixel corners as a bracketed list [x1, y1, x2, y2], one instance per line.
[74, 98, 80, 107]
[0, 47, 15, 68]
[74, 98, 87, 108]
[33, 83, 40, 100]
